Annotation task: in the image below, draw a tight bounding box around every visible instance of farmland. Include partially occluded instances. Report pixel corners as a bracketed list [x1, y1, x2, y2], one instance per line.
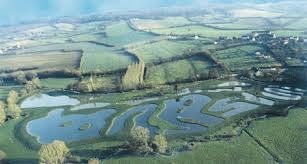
[130, 17, 192, 30]
[127, 40, 206, 64]
[246, 109, 307, 163]
[150, 25, 252, 38]
[213, 45, 280, 70]
[146, 56, 214, 85]
[0, 2, 306, 164]
[0, 50, 82, 71]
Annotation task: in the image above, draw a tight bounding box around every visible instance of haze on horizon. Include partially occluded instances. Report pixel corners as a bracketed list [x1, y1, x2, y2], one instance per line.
[0, 0, 299, 25]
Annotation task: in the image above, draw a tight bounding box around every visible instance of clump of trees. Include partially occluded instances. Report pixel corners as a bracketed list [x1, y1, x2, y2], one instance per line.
[68, 74, 120, 93]
[122, 61, 145, 90]
[128, 126, 168, 155]
[0, 101, 6, 125]
[38, 140, 69, 164]
[6, 90, 22, 119]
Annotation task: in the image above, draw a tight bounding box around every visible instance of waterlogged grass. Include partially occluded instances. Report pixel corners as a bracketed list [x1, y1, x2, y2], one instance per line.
[150, 25, 252, 38]
[146, 56, 213, 85]
[105, 132, 275, 164]
[247, 108, 307, 163]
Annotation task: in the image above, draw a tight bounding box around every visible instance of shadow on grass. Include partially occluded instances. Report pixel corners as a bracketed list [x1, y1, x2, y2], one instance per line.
[71, 145, 133, 160]
[2, 158, 38, 164]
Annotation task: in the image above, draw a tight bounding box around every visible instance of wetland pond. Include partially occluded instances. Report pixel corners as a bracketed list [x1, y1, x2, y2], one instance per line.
[21, 94, 80, 109]
[27, 108, 116, 144]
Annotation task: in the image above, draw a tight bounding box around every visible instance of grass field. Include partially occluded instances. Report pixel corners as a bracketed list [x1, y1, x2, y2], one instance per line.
[150, 25, 252, 38]
[213, 45, 279, 70]
[0, 119, 38, 163]
[0, 50, 82, 71]
[146, 56, 214, 85]
[80, 46, 136, 73]
[207, 18, 272, 30]
[13, 42, 136, 73]
[100, 21, 155, 46]
[285, 18, 307, 30]
[130, 17, 192, 30]
[40, 78, 78, 89]
[127, 40, 204, 64]
[105, 132, 275, 164]
[247, 108, 307, 163]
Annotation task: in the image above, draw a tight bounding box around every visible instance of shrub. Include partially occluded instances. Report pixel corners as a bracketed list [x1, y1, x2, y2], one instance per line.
[128, 126, 152, 154]
[6, 90, 22, 119]
[38, 140, 69, 164]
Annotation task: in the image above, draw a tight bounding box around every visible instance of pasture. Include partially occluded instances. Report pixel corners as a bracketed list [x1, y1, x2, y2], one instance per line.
[127, 40, 204, 64]
[100, 21, 155, 46]
[105, 132, 275, 164]
[150, 25, 252, 38]
[213, 45, 280, 70]
[0, 50, 82, 71]
[146, 56, 214, 85]
[247, 108, 307, 163]
[130, 17, 192, 30]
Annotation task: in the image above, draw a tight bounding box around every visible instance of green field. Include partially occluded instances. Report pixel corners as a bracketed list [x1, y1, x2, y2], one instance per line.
[130, 17, 192, 30]
[0, 119, 38, 163]
[127, 40, 205, 64]
[213, 45, 279, 70]
[79, 46, 136, 73]
[285, 18, 307, 30]
[0, 50, 82, 71]
[146, 56, 214, 85]
[40, 78, 78, 89]
[105, 132, 275, 164]
[100, 21, 156, 46]
[150, 25, 252, 38]
[207, 18, 272, 30]
[247, 108, 307, 163]
[14, 42, 136, 73]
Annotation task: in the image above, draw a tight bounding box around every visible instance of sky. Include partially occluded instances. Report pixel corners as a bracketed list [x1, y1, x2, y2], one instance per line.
[0, 0, 289, 25]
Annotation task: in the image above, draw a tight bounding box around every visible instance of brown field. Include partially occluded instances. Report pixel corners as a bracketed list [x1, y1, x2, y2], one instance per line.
[0, 50, 82, 71]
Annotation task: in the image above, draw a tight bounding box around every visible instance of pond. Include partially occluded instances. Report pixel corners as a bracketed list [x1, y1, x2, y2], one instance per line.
[159, 94, 223, 134]
[208, 87, 242, 93]
[222, 103, 259, 117]
[209, 97, 259, 117]
[27, 108, 116, 144]
[242, 92, 275, 106]
[134, 106, 159, 135]
[107, 104, 157, 136]
[217, 81, 250, 87]
[262, 92, 302, 101]
[21, 94, 80, 109]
